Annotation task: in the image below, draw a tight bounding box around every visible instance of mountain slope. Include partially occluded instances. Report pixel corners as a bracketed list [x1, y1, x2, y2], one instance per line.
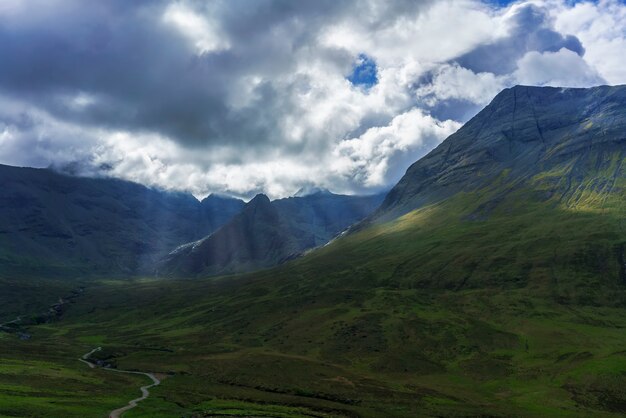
[0, 165, 244, 277]
[272, 190, 386, 247]
[158, 194, 303, 277]
[313, 85, 625, 298]
[372, 85, 626, 223]
[158, 190, 385, 277]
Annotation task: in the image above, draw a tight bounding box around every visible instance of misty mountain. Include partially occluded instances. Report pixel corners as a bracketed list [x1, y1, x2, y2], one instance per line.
[157, 190, 386, 277]
[0, 165, 244, 277]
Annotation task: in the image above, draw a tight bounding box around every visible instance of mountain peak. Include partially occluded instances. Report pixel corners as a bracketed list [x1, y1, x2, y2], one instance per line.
[294, 186, 332, 197]
[370, 84, 626, 223]
[240, 193, 276, 221]
[247, 193, 271, 205]
[201, 193, 241, 203]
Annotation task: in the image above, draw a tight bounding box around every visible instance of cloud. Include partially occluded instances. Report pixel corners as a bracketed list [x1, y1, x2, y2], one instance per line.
[455, 2, 584, 75]
[331, 108, 461, 189]
[0, 0, 623, 199]
[162, 2, 230, 54]
[553, 0, 626, 84]
[514, 47, 604, 87]
[0, 95, 102, 171]
[414, 64, 510, 121]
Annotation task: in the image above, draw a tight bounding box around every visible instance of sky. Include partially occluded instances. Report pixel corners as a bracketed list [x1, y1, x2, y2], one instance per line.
[0, 0, 625, 199]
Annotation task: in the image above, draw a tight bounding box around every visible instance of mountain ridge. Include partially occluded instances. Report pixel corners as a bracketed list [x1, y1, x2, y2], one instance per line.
[369, 84, 626, 224]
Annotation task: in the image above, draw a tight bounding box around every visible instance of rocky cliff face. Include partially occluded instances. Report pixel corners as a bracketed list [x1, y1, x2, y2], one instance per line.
[373, 85, 626, 223]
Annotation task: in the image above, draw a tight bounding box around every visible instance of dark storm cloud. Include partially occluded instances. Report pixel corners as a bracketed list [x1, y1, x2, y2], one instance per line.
[0, 1, 208, 137]
[414, 3, 591, 123]
[0, 1, 272, 148]
[456, 3, 584, 75]
[0, 0, 434, 155]
[0, 0, 623, 198]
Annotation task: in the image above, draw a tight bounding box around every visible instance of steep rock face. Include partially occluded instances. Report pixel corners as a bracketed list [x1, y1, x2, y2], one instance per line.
[374, 85, 626, 222]
[158, 191, 386, 277]
[0, 165, 244, 277]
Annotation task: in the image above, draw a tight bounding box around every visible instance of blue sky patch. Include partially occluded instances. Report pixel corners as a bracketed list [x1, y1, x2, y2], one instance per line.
[348, 54, 378, 89]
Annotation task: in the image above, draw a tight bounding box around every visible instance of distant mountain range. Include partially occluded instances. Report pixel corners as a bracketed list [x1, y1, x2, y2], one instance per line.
[0, 165, 384, 278]
[0, 165, 245, 277]
[157, 190, 385, 277]
[1, 85, 623, 284]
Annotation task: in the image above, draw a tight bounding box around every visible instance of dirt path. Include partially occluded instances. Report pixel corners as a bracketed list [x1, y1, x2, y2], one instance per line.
[78, 346, 101, 368]
[0, 316, 21, 328]
[80, 347, 161, 418]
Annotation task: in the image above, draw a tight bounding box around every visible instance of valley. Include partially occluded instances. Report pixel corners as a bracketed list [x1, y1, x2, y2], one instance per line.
[3, 1, 626, 416]
[1, 184, 624, 417]
[1, 85, 625, 417]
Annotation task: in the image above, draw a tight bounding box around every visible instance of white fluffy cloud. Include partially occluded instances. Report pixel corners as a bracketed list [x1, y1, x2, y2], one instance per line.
[514, 47, 604, 87]
[0, 0, 624, 199]
[332, 109, 461, 189]
[553, 0, 626, 84]
[162, 2, 230, 54]
[415, 64, 509, 107]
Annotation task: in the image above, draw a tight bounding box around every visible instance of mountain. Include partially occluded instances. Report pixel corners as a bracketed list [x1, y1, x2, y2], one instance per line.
[293, 186, 331, 197]
[158, 190, 385, 277]
[199, 193, 248, 231]
[272, 190, 387, 247]
[372, 84, 626, 223]
[0, 165, 244, 277]
[158, 194, 302, 277]
[323, 85, 624, 296]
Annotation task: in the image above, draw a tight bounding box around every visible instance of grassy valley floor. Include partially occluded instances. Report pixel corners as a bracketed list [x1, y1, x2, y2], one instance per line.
[2, 282, 626, 417]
